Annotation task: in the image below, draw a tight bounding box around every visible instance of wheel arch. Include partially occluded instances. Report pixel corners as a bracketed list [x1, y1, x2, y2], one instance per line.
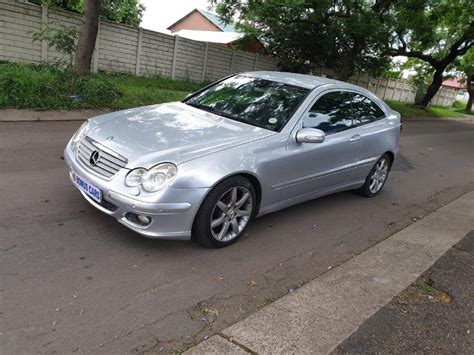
[383, 151, 395, 167]
[192, 171, 263, 224]
[190, 171, 263, 243]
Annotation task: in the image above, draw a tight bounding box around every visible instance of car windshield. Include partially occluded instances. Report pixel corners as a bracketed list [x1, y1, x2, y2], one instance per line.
[184, 75, 310, 131]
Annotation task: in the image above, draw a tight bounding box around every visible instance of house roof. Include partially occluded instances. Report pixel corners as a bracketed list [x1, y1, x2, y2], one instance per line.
[167, 8, 237, 33]
[196, 9, 237, 32]
[442, 78, 466, 90]
[172, 30, 243, 44]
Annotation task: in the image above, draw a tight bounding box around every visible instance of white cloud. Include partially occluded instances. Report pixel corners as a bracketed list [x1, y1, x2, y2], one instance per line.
[140, 0, 211, 33]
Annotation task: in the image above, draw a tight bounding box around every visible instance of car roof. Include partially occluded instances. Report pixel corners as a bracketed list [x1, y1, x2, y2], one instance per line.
[241, 71, 392, 113]
[243, 71, 344, 89]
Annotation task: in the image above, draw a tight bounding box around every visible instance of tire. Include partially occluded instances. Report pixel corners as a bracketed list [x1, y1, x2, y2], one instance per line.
[357, 154, 392, 197]
[192, 176, 257, 248]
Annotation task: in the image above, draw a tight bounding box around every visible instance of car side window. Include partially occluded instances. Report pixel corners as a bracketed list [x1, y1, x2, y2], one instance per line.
[351, 93, 385, 125]
[303, 91, 353, 134]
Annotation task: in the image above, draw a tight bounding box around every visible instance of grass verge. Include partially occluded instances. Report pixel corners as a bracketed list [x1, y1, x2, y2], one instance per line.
[0, 62, 204, 110]
[0, 62, 469, 118]
[452, 100, 473, 116]
[385, 99, 465, 119]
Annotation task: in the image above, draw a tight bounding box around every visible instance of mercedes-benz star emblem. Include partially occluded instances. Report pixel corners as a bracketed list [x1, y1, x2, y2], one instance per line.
[89, 150, 100, 166]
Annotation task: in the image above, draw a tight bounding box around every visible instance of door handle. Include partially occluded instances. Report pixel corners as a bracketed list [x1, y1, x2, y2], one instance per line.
[350, 134, 361, 142]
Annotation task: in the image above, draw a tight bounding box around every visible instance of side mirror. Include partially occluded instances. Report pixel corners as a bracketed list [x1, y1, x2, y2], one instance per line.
[296, 128, 325, 144]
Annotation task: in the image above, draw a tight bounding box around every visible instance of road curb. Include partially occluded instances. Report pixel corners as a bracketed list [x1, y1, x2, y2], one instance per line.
[184, 191, 474, 354]
[0, 109, 109, 122]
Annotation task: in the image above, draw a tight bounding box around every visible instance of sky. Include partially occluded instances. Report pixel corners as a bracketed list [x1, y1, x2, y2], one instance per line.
[140, 0, 210, 33]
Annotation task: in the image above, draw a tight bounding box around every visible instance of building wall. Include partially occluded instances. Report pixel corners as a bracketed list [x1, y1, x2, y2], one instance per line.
[168, 11, 221, 33]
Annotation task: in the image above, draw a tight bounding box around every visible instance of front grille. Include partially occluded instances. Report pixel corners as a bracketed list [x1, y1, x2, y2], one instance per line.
[77, 136, 128, 178]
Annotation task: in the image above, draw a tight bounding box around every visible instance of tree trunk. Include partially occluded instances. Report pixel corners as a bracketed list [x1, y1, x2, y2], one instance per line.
[74, 0, 100, 75]
[418, 68, 444, 108]
[337, 37, 364, 81]
[337, 57, 355, 82]
[465, 73, 473, 113]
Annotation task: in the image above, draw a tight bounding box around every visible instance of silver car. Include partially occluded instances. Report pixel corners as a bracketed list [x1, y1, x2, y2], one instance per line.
[64, 72, 401, 248]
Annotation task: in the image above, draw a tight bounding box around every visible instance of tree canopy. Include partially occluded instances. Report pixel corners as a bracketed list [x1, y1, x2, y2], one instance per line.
[32, 0, 145, 27]
[388, 0, 474, 106]
[213, 0, 393, 80]
[213, 0, 474, 107]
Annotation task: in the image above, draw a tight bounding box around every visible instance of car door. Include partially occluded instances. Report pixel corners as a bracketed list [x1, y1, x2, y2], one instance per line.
[278, 90, 362, 200]
[350, 92, 390, 179]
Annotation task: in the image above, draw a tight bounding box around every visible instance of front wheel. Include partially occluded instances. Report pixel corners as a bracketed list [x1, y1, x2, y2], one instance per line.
[192, 176, 256, 248]
[357, 154, 391, 197]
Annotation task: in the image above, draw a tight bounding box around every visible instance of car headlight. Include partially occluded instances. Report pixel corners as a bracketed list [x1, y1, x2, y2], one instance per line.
[125, 163, 177, 192]
[72, 120, 89, 145]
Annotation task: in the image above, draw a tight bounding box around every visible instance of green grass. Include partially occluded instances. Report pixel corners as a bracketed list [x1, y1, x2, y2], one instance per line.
[0, 62, 204, 110]
[414, 280, 435, 295]
[452, 100, 473, 116]
[385, 99, 465, 119]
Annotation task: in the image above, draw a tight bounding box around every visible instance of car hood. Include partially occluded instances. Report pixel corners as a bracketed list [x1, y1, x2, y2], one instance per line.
[86, 102, 274, 168]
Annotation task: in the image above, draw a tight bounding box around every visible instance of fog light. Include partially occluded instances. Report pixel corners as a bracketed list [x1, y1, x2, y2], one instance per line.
[138, 215, 151, 225]
[125, 212, 152, 226]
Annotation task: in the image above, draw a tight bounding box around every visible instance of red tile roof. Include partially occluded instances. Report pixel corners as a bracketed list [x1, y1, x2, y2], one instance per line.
[442, 78, 466, 89]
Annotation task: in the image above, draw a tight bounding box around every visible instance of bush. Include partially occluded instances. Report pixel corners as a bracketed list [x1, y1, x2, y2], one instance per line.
[452, 100, 465, 110]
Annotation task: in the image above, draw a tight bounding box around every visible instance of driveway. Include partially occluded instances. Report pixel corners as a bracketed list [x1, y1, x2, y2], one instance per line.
[1, 118, 473, 353]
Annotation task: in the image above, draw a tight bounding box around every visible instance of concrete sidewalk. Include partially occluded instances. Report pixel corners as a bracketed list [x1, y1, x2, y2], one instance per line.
[185, 191, 474, 354]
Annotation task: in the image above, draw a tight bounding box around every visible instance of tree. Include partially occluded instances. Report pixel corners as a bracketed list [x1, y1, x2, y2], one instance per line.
[74, 0, 100, 75]
[212, 0, 393, 80]
[388, 0, 474, 108]
[101, 0, 145, 27]
[31, 0, 144, 27]
[455, 48, 474, 112]
[32, 23, 78, 67]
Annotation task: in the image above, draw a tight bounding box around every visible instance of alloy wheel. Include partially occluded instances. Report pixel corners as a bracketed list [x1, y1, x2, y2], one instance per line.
[369, 158, 389, 194]
[210, 186, 253, 242]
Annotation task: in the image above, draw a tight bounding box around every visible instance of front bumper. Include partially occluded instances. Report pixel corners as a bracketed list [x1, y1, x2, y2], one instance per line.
[64, 142, 209, 240]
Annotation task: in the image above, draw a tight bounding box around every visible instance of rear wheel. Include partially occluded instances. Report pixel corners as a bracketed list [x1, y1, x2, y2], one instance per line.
[192, 176, 256, 248]
[357, 154, 391, 197]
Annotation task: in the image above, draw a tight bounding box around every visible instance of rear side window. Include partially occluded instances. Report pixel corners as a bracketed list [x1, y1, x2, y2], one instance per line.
[304, 91, 353, 133]
[351, 93, 385, 125]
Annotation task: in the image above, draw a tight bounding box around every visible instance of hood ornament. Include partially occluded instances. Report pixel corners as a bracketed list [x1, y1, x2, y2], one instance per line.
[89, 150, 100, 165]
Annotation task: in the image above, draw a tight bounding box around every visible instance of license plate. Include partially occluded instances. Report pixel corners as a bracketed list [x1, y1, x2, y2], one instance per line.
[72, 172, 102, 203]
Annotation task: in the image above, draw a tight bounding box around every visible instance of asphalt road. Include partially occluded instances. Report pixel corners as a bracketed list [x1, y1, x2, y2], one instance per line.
[1, 118, 473, 354]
